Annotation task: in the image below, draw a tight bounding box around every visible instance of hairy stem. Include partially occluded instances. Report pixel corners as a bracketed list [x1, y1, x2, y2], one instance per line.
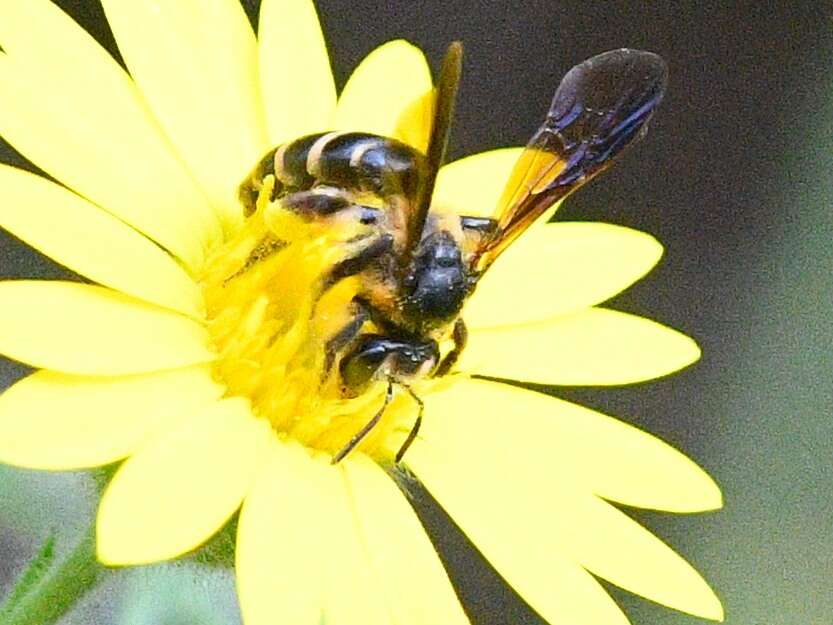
[1, 526, 107, 625]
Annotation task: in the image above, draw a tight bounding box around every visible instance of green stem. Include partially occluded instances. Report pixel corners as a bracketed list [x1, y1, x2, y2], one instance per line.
[2, 527, 107, 625]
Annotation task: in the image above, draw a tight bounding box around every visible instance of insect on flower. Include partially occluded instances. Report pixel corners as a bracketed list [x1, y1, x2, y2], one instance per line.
[237, 44, 668, 464]
[0, 2, 724, 620]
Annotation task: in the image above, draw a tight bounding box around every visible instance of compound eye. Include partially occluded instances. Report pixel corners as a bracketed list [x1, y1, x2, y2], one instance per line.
[340, 334, 407, 392]
[340, 342, 387, 391]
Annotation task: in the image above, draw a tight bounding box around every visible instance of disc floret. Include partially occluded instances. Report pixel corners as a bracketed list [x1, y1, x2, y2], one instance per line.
[198, 191, 417, 461]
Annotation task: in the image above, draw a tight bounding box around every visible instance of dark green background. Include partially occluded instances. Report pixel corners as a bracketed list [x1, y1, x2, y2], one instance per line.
[1, 1, 831, 623]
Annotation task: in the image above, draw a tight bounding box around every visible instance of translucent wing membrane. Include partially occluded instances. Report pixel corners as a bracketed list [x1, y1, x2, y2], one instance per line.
[474, 49, 668, 270]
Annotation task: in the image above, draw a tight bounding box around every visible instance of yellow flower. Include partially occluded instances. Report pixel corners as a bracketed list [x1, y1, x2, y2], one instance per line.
[0, 1, 723, 624]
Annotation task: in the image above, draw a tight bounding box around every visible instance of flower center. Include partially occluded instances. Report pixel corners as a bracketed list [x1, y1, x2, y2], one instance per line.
[197, 191, 419, 462]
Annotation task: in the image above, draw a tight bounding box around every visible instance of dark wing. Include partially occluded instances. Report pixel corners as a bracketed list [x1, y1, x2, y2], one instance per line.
[401, 42, 463, 270]
[473, 48, 668, 271]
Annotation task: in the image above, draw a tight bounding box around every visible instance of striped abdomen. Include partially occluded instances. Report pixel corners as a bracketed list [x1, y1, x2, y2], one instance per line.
[239, 132, 429, 217]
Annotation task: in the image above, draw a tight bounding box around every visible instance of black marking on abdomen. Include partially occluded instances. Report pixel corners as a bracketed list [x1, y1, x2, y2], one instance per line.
[239, 131, 429, 218]
[279, 133, 326, 189]
[318, 132, 426, 199]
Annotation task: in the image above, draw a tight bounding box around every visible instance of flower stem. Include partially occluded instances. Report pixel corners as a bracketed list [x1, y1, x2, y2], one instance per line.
[1, 526, 107, 625]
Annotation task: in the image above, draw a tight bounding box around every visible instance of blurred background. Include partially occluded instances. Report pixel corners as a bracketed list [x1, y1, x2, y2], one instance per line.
[1, 1, 832, 624]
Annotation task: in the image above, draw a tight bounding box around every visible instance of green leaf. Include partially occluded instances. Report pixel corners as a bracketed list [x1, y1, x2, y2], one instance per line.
[0, 532, 56, 618]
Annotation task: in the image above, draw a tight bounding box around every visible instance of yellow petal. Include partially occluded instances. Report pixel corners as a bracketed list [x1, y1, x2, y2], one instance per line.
[427, 379, 720, 512]
[410, 455, 628, 623]
[529, 557, 633, 625]
[461, 308, 701, 385]
[97, 399, 273, 565]
[407, 379, 723, 621]
[0, 0, 220, 270]
[433, 148, 524, 217]
[393, 88, 435, 155]
[407, 410, 628, 625]
[258, 0, 336, 146]
[317, 464, 391, 625]
[239, 445, 405, 625]
[236, 442, 329, 625]
[100, 0, 269, 229]
[343, 456, 470, 625]
[0, 366, 222, 470]
[561, 495, 724, 620]
[334, 40, 433, 152]
[553, 401, 721, 513]
[0, 165, 202, 318]
[0, 281, 214, 376]
[465, 223, 663, 329]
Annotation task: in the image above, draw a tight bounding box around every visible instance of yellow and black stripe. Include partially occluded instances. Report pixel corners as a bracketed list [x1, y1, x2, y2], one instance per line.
[238, 131, 428, 218]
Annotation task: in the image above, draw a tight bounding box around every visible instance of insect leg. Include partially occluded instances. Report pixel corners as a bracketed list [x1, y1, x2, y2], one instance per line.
[395, 386, 424, 464]
[319, 233, 394, 292]
[323, 299, 369, 376]
[331, 380, 395, 464]
[281, 188, 382, 225]
[224, 235, 286, 284]
[435, 318, 468, 376]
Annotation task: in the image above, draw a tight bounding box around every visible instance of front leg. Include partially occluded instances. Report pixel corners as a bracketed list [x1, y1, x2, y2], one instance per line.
[435, 318, 467, 376]
[319, 233, 393, 293]
[323, 298, 369, 377]
[331, 381, 394, 464]
[321, 295, 399, 382]
[394, 386, 424, 463]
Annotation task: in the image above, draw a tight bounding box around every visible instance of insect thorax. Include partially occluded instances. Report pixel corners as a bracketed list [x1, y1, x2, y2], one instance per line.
[239, 131, 473, 340]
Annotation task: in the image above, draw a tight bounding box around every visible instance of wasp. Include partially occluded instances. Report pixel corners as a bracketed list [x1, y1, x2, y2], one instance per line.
[238, 45, 668, 464]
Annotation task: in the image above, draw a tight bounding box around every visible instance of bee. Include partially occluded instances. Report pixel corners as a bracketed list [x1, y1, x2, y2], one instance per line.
[238, 44, 668, 464]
